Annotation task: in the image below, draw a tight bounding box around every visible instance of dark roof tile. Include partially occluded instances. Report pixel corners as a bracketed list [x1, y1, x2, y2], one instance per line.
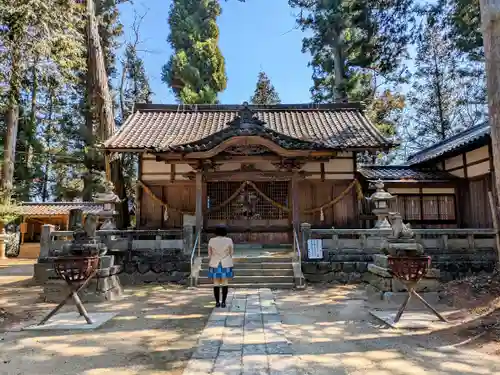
[104, 103, 393, 151]
[407, 123, 490, 165]
[21, 202, 103, 217]
[358, 165, 457, 181]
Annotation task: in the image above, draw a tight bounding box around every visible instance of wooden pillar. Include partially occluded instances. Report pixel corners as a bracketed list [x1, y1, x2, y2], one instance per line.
[291, 172, 300, 234]
[195, 170, 203, 235]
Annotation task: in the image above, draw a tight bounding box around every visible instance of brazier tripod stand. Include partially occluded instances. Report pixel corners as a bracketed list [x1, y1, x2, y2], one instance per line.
[38, 256, 99, 326]
[387, 256, 447, 324]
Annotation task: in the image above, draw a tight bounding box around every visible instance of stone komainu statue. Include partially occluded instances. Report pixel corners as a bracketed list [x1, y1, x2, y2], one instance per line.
[389, 213, 414, 240]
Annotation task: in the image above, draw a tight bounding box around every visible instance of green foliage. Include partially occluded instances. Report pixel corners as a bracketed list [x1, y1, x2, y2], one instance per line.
[289, 0, 413, 136]
[406, 3, 486, 149]
[445, 0, 482, 61]
[0, 190, 21, 224]
[162, 0, 227, 104]
[250, 71, 281, 105]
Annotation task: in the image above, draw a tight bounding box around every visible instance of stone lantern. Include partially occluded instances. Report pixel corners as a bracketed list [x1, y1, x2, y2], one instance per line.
[93, 180, 121, 230]
[370, 180, 395, 230]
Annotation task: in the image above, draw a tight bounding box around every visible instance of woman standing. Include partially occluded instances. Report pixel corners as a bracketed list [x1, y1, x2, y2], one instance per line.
[208, 226, 234, 308]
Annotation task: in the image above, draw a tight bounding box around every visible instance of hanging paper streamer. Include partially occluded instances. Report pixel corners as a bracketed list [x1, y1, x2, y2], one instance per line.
[163, 207, 169, 222]
[320, 208, 325, 222]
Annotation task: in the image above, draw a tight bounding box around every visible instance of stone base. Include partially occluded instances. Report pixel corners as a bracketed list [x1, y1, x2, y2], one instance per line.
[302, 261, 368, 283]
[42, 275, 123, 303]
[38, 256, 124, 303]
[369, 310, 450, 329]
[365, 263, 441, 292]
[118, 271, 190, 285]
[24, 312, 118, 331]
[366, 284, 441, 310]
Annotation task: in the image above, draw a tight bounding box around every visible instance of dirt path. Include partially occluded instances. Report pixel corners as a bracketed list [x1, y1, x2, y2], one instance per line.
[0, 282, 214, 375]
[275, 285, 500, 375]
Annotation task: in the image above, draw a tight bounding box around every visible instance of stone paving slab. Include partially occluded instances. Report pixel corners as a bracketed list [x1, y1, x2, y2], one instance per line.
[183, 288, 297, 375]
[23, 312, 117, 331]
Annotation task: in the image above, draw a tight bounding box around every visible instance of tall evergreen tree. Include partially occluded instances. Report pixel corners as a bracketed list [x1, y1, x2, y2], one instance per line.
[250, 71, 281, 105]
[289, 0, 412, 138]
[162, 0, 227, 104]
[0, 0, 85, 201]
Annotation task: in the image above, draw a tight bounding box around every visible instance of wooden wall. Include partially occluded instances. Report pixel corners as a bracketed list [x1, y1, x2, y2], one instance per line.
[299, 179, 358, 228]
[442, 145, 491, 178]
[139, 181, 196, 229]
[139, 151, 359, 230]
[425, 142, 496, 228]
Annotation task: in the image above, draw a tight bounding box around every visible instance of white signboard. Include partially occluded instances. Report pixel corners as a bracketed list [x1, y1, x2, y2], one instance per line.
[307, 239, 323, 259]
[183, 215, 196, 227]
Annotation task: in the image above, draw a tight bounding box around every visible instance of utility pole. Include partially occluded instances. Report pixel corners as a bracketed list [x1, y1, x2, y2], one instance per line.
[480, 0, 500, 265]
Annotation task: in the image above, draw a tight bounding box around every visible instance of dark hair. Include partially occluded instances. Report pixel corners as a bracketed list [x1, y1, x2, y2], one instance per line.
[214, 225, 227, 237]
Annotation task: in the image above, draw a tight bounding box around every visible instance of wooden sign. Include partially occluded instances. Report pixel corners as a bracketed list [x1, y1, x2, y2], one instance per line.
[20, 222, 28, 234]
[307, 239, 323, 259]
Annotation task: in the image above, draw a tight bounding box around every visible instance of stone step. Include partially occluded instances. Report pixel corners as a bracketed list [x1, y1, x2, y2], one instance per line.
[198, 275, 295, 284]
[201, 257, 293, 264]
[209, 262, 293, 270]
[197, 282, 294, 289]
[199, 268, 294, 277]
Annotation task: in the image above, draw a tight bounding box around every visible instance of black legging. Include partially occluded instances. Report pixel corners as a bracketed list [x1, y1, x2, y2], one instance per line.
[214, 286, 229, 304]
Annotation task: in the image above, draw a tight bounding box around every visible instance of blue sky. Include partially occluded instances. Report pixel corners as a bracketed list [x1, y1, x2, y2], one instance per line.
[118, 0, 314, 104]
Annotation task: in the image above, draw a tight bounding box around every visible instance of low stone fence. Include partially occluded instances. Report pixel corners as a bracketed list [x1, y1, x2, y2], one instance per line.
[34, 226, 194, 294]
[300, 226, 498, 283]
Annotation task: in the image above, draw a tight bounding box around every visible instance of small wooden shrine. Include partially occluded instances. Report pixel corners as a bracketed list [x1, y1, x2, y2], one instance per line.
[104, 102, 394, 244]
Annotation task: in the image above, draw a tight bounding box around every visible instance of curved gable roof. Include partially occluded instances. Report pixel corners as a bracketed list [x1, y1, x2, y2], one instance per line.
[104, 103, 394, 152]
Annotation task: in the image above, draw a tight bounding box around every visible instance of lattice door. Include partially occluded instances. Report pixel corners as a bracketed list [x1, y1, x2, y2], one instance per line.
[206, 181, 290, 242]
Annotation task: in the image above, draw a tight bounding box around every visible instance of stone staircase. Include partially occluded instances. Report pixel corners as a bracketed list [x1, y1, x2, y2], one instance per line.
[193, 246, 303, 289]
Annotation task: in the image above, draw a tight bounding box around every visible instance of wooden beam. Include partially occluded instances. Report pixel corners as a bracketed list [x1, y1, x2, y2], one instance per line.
[291, 173, 300, 234]
[195, 170, 203, 234]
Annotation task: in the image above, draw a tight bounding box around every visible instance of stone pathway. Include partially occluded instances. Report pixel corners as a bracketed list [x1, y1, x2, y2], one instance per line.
[183, 288, 297, 375]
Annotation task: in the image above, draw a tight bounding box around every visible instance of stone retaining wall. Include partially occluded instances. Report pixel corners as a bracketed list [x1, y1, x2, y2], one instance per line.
[302, 247, 497, 284]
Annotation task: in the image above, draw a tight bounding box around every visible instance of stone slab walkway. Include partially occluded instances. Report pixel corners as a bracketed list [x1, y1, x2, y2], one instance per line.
[183, 288, 297, 375]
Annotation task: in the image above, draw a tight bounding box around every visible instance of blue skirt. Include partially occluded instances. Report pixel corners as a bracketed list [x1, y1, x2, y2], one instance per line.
[208, 263, 234, 279]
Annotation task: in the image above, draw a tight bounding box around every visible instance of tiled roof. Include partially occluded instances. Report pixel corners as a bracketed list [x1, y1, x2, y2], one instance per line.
[407, 123, 490, 165]
[358, 165, 458, 181]
[21, 202, 103, 217]
[104, 103, 394, 151]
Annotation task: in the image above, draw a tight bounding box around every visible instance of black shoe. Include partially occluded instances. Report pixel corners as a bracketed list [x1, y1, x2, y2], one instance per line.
[221, 302, 226, 308]
[215, 302, 221, 308]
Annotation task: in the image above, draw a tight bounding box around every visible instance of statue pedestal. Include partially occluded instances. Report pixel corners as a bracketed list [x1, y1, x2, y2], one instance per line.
[40, 255, 123, 303]
[365, 254, 441, 307]
[364, 255, 440, 292]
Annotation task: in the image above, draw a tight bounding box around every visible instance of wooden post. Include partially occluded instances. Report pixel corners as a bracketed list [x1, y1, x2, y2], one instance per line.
[291, 173, 300, 235]
[488, 191, 500, 265]
[195, 170, 203, 236]
[480, 0, 500, 211]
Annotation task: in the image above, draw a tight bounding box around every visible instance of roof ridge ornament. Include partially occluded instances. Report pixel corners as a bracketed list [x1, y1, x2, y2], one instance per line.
[239, 101, 254, 124]
[227, 101, 266, 129]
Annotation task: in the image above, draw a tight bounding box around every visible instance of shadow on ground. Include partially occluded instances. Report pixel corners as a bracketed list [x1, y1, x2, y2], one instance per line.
[274, 284, 500, 375]
[0, 284, 214, 375]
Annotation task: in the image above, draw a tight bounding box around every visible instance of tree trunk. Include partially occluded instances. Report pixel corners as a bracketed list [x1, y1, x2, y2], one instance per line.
[41, 87, 55, 202]
[480, 0, 500, 265]
[1, 44, 21, 202]
[87, 0, 130, 228]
